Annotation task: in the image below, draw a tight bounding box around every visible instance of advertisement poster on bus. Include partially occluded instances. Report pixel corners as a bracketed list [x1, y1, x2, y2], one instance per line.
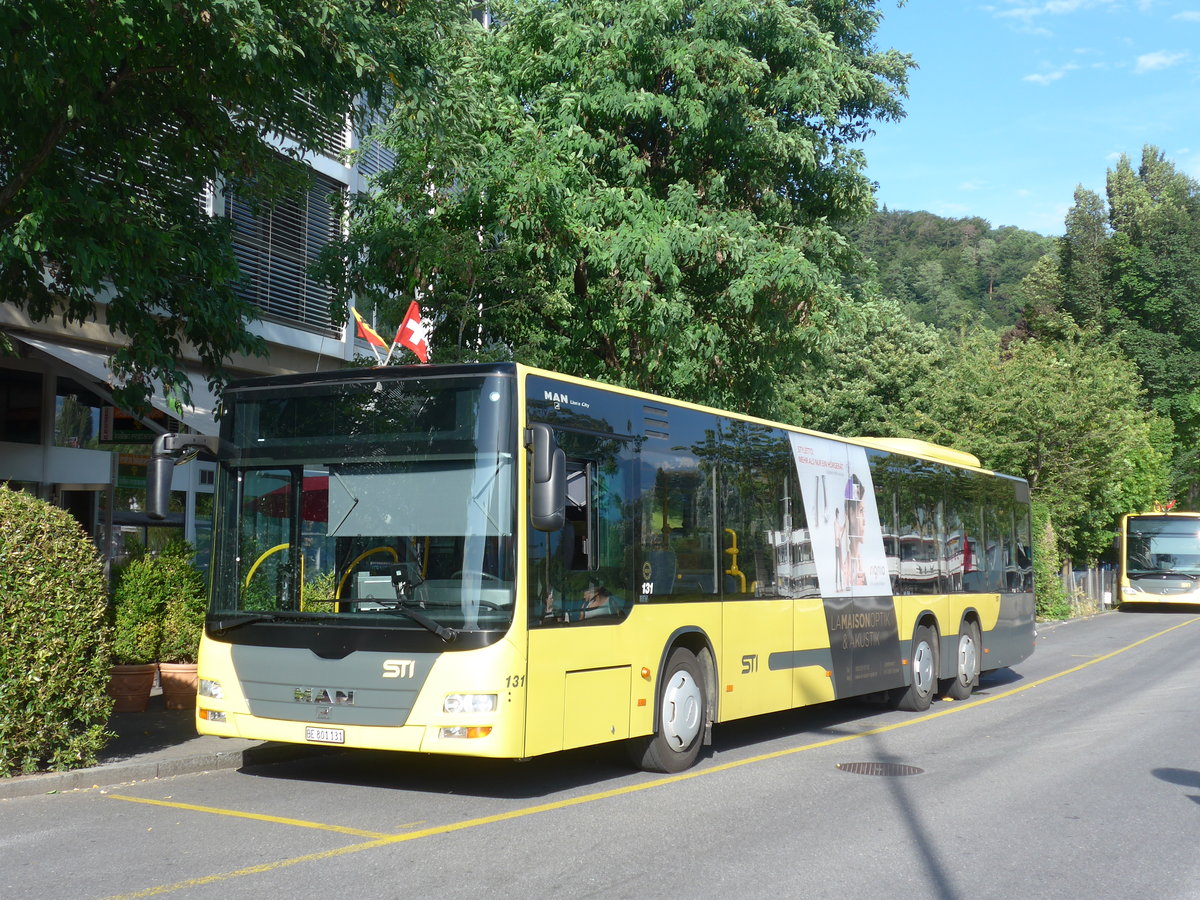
[789, 433, 902, 695]
[788, 434, 891, 598]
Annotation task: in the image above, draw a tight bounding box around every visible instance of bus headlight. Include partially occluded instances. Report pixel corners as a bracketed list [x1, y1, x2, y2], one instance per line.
[199, 678, 224, 700]
[443, 693, 497, 714]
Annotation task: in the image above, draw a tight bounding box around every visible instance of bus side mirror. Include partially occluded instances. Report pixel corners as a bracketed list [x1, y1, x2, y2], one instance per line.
[147, 433, 221, 520]
[147, 453, 176, 521]
[528, 423, 565, 532]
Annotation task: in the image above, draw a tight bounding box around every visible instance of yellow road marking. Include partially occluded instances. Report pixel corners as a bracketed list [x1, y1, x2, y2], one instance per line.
[106, 616, 1198, 899]
[105, 795, 395, 838]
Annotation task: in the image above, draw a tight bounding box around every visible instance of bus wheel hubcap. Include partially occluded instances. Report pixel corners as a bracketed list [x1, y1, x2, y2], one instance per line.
[958, 635, 977, 684]
[913, 642, 934, 695]
[662, 670, 702, 751]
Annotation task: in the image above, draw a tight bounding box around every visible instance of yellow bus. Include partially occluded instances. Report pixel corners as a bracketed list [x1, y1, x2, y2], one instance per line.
[1118, 510, 1200, 607]
[148, 363, 1035, 772]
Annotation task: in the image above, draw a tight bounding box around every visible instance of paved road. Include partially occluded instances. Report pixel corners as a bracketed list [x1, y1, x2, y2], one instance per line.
[3, 608, 1198, 900]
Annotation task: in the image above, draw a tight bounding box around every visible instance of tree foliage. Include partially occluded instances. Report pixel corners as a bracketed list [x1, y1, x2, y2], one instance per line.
[907, 329, 1170, 562]
[778, 292, 948, 436]
[329, 0, 912, 416]
[850, 209, 1053, 332]
[0, 0, 446, 409]
[1047, 146, 1200, 499]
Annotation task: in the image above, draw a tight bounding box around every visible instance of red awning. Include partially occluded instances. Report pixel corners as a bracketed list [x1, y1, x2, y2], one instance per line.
[258, 476, 328, 522]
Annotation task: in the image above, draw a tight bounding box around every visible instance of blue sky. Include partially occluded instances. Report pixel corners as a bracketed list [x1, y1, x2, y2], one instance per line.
[864, 0, 1200, 235]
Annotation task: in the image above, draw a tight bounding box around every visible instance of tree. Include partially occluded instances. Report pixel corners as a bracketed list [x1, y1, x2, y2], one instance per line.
[1043, 146, 1200, 500]
[0, 0, 447, 409]
[908, 329, 1170, 563]
[328, 0, 913, 416]
[1058, 186, 1109, 327]
[778, 293, 948, 437]
[849, 209, 1052, 332]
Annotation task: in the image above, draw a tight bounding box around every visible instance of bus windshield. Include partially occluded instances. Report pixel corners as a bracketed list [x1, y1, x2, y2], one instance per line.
[212, 372, 517, 633]
[1126, 516, 1200, 577]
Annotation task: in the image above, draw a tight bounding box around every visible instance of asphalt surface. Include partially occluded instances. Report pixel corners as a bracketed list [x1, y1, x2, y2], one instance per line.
[0, 687, 319, 801]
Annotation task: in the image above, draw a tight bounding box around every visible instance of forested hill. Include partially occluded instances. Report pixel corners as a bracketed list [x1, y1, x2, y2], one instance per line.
[850, 209, 1054, 331]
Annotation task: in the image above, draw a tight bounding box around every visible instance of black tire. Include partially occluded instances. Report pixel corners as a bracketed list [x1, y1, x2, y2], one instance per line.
[942, 620, 981, 701]
[629, 648, 706, 773]
[890, 624, 939, 712]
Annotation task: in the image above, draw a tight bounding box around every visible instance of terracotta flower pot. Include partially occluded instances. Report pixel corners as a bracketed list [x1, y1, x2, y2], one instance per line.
[158, 662, 199, 710]
[107, 663, 158, 713]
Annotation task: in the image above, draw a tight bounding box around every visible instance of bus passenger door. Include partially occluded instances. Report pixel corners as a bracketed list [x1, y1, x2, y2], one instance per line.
[524, 427, 635, 757]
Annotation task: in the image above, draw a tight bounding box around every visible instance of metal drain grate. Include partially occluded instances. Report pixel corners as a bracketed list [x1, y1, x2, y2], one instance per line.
[836, 762, 925, 777]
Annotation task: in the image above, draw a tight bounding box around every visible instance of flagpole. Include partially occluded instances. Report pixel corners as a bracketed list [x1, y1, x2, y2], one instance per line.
[352, 307, 385, 364]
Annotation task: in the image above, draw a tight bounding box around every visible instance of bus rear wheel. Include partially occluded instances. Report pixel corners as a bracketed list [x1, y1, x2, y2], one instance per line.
[630, 648, 706, 773]
[890, 624, 939, 712]
[943, 620, 981, 701]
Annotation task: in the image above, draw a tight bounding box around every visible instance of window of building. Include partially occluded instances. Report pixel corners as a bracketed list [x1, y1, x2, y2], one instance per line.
[54, 378, 107, 449]
[227, 166, 344, 336]
[0, 370, 42, 444]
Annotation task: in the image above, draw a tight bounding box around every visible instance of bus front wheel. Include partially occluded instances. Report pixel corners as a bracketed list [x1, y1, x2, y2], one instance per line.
[630, 648, 706, 773]
[891, 624, 939, 712]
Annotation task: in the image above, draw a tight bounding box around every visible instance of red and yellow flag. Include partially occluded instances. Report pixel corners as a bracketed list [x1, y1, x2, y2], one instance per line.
[352, 308, 388, 348]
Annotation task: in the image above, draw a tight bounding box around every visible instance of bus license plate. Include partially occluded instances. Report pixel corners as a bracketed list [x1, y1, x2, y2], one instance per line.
[305, 726, 345, 744]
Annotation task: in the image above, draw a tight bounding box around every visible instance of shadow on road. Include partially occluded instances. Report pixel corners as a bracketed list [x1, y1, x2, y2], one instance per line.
[244, 668, 1026, 801]
[1117, 603, 1200, 615]
[1151, 766, 1200, 806]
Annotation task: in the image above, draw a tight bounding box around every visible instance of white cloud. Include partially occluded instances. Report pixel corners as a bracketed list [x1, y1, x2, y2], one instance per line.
[1025, 71, 1065, 85]
[960, 179, 988, 191]
[1171, 11, 1200, 22]
[995, 0, 1119, 23]
[1023, 63, 1080, 85]
[1135, 50, 1188, 73]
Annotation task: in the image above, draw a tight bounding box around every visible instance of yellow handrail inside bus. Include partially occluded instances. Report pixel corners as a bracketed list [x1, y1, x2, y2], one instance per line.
[335, 546, 399, 599]
[244, 543, 291, 588]
[724, 528, 746, 593]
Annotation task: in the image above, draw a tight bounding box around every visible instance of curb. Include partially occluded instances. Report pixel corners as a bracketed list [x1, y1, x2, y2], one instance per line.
[0, 742, 321, 801]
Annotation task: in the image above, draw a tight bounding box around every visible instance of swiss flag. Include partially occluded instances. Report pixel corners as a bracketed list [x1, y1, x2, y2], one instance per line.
[394, 300, 430, 363]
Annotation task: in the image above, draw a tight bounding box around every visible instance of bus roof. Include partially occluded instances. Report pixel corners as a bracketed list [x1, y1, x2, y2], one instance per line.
[854, 438, 983, 471]
[223, 362, 999, 477]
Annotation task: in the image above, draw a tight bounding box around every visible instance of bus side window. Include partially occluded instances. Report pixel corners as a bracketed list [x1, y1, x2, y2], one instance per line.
[564, 463, 591, 571]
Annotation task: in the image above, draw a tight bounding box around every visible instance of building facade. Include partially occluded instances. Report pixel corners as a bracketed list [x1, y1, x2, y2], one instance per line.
[0, 119, 394, 573]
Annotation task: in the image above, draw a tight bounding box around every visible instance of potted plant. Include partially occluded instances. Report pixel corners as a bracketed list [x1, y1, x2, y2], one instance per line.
[107, 549, 166, 713]
[156, 549, 207, 709]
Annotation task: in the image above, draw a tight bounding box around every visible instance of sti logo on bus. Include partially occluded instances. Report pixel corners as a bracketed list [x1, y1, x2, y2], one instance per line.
[382, 659, 417, 679]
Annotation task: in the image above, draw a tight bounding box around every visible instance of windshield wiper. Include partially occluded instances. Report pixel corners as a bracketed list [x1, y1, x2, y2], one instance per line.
[210, 610, 323, 632]
[381, 602, 458, 643]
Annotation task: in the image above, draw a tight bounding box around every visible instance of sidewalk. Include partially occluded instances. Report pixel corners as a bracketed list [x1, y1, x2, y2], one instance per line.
[0, 690, 320, 801]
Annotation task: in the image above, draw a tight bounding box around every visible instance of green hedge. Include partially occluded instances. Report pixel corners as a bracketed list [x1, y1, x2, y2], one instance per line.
[0, 486, 113, 776]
